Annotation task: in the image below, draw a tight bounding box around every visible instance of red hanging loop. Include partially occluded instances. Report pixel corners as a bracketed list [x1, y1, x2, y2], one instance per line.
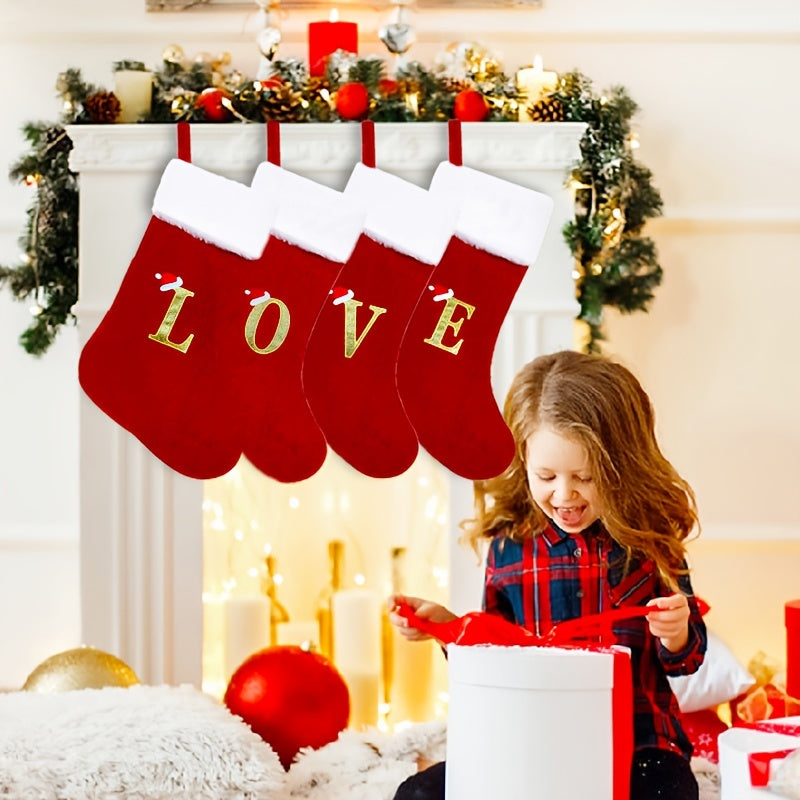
[448, 119, 463, 166]
[361, 120, 376, 168]
[267, 120, 281, 166]
[177, 121, 191, 163]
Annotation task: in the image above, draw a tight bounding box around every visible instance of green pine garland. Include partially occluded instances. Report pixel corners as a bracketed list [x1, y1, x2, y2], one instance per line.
[0, 57, 662, 356]
[558, 71, 663, 351]
[0, 124, 78, 355]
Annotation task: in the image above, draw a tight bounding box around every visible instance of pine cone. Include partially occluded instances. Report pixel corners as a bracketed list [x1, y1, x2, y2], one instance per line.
[83, 91, 122, 123]
[36, 184, 57, 238]
[303, 76, 335, 122]
[43, 126, 72, 155]
[260, 83, 306, 122]
[528, 96, 565, 122]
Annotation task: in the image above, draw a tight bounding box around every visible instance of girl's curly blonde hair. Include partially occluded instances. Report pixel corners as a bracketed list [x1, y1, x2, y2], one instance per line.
[461, 350, 698, 587]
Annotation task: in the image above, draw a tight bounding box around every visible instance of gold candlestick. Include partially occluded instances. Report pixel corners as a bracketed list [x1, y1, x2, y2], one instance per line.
[316, 540, 344, 659]
[263, 554, 289, 646]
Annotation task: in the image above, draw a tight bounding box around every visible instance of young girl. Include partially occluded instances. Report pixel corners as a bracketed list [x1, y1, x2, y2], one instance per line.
[389, 350, 707, 800]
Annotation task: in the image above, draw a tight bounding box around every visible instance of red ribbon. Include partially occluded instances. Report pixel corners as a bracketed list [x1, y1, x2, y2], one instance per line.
[748, 748, 797, 786]
[393, 600, 651, 647]
[752, 720, 800, 737]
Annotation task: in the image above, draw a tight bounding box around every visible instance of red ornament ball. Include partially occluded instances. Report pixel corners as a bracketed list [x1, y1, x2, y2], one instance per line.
[336, 82, 370, 121]
[224, 645, 350, 770]
[378, 78, 400, 97]
[453, 89, 489, 122]
[194, 87, 233, 122]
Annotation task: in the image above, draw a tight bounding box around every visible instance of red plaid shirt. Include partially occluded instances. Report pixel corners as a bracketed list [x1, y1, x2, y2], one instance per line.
[483, 519, 707, 759]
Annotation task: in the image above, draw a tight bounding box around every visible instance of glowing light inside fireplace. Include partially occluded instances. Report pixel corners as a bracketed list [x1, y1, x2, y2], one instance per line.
[202, 451, 451, 723]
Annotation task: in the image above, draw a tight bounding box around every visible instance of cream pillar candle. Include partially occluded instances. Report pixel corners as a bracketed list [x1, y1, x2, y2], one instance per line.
[333, 588, 381, 729]
[516, 55, 558, 121]
[113, 70, 153, 123]
[223, 595, 271, 679]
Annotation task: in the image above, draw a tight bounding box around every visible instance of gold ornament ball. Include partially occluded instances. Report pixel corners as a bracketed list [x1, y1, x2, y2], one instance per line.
[22, 646, 140, 693]
[162, 44, 185, 65]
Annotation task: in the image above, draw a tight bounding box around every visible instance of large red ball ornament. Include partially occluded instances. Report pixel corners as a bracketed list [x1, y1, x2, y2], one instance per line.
[336, 82, 370, 121]
[194, 87, 233, 122]
[453, 89, 489, 122]
[224, 645, 350, 770]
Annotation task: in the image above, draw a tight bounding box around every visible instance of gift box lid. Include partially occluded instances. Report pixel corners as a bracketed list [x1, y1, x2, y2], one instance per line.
[447, 644, 616, 692]
[786, 600, 800, 625]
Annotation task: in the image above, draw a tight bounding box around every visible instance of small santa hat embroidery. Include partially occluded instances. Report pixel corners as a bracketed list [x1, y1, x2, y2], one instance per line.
[155, 272, 183, 292]
[244, 288, 271, 306]
[330, 286, 355, 306]
[428, 284, 454, 302]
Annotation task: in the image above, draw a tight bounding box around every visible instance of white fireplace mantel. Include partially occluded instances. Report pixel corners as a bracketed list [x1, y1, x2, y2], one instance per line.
[68, 121, 585, 686]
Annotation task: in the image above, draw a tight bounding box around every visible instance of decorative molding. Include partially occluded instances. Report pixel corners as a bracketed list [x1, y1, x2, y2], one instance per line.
[2, 18, 798, 46]
[146, 0, 542, 8]
[691, 523, 800, 542]
[67, 122, 588, 175]
[652, 212, 800, 235]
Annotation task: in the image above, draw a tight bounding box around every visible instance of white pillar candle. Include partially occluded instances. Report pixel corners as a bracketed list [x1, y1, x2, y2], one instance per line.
[202, 594, 226, 697]
[223, 595, 271, 680]
[333, 589, 381, 729]
[113, 70, 153, 123]
[516, 55, 558, 121]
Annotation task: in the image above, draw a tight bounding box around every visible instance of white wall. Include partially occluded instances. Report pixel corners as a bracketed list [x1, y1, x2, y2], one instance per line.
[1, 0, 798, 687]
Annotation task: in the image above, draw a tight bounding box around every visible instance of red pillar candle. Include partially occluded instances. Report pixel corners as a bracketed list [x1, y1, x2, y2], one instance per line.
[308, 12, 358, 77]
[787, 600, 800, 699]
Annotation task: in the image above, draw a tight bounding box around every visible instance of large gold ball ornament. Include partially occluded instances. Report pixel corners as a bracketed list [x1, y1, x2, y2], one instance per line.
[22, 646, 140, 692]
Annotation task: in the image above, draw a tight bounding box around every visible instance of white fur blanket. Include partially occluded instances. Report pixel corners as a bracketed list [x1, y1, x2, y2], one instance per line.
[0, 685, 721, 799]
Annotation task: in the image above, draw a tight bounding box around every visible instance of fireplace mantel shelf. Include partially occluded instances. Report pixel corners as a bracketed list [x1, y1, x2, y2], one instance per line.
[70, 121, 585, 686]
[68, 122, 587, 173]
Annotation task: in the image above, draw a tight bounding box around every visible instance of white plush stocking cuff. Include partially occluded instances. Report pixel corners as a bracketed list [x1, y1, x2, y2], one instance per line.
[251, 162, 365, 264]
[344, 162, 458, 266]
[429, 161, 554, 267]
[152, 159, 273, 260]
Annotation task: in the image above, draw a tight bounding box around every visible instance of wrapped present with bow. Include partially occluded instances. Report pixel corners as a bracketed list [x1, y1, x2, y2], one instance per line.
[394, 602, 653, 800]
[718, 717, 800, 799]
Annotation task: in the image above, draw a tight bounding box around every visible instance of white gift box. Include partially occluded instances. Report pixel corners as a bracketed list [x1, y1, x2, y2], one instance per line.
[718, 717, 800, 800]
[445, 644, 631, 800]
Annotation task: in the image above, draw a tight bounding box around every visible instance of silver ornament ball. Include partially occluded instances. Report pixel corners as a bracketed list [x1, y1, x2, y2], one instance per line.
[257, 26, 282, 61]
[379, 21, 415, 55]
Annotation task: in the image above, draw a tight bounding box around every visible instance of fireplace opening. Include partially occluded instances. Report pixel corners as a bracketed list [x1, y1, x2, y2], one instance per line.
[202, 451, 451, 728]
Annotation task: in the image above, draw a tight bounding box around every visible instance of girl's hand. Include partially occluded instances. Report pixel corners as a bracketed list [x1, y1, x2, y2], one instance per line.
[646, 593, 690, 653]
[387, 594, 456, 643]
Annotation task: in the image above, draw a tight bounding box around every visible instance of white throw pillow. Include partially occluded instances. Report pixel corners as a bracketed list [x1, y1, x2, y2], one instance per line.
[0, 684, 285, 799]
[668, 630, 756, 713]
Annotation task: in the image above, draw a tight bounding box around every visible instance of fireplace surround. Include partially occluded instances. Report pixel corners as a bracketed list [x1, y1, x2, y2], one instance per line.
[68, 121, 585, 686]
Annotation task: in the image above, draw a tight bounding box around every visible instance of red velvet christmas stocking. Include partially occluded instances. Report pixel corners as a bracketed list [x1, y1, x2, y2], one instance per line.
[302, 161, 456, 478]
[396, 159, 554, 480]
[79, 153, 274, 479]
[237, 158, 364, 482]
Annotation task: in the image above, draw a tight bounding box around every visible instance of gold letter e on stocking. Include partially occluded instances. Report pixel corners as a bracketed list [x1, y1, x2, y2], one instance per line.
[424, 297, 476, 355]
